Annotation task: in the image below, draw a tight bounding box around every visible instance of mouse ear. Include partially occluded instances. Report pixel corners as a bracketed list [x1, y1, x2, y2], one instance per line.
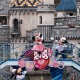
[40, 34, 42, 38]
[32, 36, 35, 41]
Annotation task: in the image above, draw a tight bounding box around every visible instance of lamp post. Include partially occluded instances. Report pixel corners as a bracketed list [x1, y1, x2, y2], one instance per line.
[15, 52, 18, 59]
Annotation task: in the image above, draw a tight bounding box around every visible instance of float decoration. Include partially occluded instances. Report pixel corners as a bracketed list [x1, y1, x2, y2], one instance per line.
[18, 59, 26, 68]
[26, 61, 35, 71]
[22, 33, 65, 70]
[10, 33, 66, 80]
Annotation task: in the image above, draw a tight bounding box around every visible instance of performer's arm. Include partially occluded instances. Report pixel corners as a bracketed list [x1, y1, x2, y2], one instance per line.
[12, 69, 16, 73]
[16, 75, 25, 79]
[22, 71, 27, 75]
[10, 69, 17, 79]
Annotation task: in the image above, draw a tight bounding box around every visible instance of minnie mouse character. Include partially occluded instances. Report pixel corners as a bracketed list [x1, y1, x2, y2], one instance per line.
[31, 33, 52, 70]
[32, 33, 44, 52]
[23, 33, 52, 70]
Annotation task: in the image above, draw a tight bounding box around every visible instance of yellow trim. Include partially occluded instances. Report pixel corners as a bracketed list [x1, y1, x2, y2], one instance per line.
[10, 1, 19, 7]
[19, 1, 26, 7]
[29, 0, 34, 3]
[25, 0, 32, 7]
[33, 0, 39, 7]
[15, 1, 19, 7]
[10, 2, 14, 7]
[18, 0, 23, 3]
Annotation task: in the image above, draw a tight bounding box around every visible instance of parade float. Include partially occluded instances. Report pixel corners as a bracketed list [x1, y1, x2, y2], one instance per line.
[0, 33, 80, 80]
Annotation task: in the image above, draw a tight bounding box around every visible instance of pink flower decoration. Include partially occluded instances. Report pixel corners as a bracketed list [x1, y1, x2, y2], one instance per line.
[34, 59, 49, 70]
[18, 59, 26, 68]
[53, 61, 59, 68]
[48, 57, 56, 67]
[47, 48, 52, 57]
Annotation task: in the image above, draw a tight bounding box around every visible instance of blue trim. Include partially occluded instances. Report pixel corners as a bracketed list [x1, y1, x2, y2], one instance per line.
[0, 58, 33, 65]
[71, 66, 80, 72]
[8, 58, 32, 61]
[0, 59, 80, 71]
[57, 59, 80, 66]
[0, 60, 7, 65]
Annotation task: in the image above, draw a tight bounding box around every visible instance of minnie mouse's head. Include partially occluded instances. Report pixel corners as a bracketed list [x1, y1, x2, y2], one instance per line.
[32, 33, 43, 43]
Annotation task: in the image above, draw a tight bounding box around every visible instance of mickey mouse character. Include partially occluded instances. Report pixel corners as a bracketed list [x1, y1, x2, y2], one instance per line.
[10, 66, 27, 80]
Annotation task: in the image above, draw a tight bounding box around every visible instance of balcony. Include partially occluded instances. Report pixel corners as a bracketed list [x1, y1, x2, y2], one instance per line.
[54, 16, 77, 26]
[10, 27, 21, 36]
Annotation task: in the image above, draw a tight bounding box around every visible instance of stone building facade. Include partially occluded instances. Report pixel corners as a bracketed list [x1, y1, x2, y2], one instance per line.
[9, 0, 55, 42]
[0, 0, 9, 43]
[0, 0, 80, 80]
[8, 0, 80, 45]
[0, 0, 8, 25]
[53, 0, 80, 47]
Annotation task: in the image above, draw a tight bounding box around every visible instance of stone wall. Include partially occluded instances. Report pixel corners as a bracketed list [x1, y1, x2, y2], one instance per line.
[37, 4, 55, 25]
[54, 16, 77, 26]
[0, 25, 9, 43]
[9, 10, 38, 37]
[0, 0, 8, 15]
[51, 26, 80, 39]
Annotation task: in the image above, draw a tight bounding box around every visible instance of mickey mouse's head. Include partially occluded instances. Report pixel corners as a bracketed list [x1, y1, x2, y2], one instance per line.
[17, 67, 22, 74]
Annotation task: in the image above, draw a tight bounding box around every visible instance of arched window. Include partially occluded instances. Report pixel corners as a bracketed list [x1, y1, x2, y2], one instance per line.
[39, 16, 42, 24]
[13, 19, 18, 32]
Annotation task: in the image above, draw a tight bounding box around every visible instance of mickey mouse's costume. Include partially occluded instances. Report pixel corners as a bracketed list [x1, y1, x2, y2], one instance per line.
[10, 66, 27, 80]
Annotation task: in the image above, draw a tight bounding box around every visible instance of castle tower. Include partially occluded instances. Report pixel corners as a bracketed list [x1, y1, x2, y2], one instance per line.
[37, 0, 55, 41]
[9, 0, 55, 42]
[9, 0, 42, 40]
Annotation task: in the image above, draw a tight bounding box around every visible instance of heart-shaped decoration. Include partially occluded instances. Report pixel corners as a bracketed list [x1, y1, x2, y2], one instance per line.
[35, 58, 49, 70]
